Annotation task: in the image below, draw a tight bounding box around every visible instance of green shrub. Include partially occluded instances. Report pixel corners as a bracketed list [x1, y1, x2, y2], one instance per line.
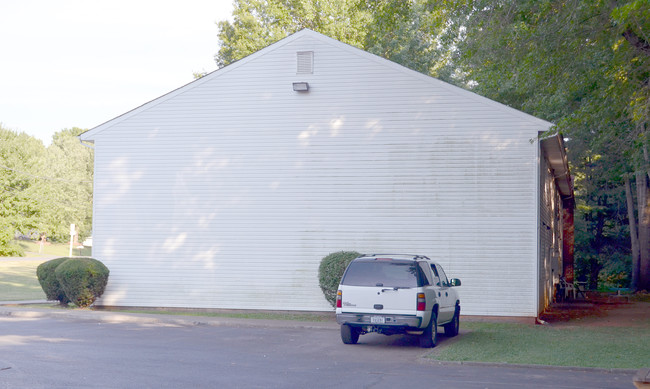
[36, 257, 71, 304]
[318, 251, 361, 307]
[54, 258, 109, 308]
[0, 241, 24, 256]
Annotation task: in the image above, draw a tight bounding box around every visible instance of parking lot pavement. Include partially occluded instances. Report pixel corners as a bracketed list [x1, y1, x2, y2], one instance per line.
[0, 305, 341, 331]
[0, 310, 636, 389]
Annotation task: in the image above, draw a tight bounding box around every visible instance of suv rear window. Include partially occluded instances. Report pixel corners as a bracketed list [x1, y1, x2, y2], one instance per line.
[341, 259, 423, 288]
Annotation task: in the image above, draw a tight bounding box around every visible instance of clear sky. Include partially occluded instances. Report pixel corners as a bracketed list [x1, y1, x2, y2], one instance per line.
[0, 0, 232, 145]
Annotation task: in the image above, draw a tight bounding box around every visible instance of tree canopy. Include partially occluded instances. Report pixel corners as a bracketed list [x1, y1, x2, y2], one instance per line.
[216, 0, 371, 67]
[443, 0, 649, 289]
[0, 126, 93, 255]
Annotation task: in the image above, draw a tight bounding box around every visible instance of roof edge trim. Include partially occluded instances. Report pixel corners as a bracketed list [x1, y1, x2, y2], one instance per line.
[79, 29, 314, 141]
[540, 132, 573, 200]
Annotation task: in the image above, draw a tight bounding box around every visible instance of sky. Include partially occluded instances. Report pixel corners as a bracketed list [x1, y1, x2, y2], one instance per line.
[0, 0, 233, 145]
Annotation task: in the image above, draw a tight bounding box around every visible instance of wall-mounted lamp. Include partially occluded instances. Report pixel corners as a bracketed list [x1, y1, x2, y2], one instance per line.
[292, 82, 309, 92]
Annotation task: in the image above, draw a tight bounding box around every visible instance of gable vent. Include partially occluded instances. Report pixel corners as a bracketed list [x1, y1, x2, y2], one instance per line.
[297, 51, 313, 74]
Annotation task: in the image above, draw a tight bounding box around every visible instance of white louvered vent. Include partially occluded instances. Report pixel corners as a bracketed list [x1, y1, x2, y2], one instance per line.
[297, 51, 313, 74]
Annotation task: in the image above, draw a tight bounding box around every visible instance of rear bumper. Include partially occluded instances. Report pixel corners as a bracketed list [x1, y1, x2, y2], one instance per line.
[336, 313, 422, 329]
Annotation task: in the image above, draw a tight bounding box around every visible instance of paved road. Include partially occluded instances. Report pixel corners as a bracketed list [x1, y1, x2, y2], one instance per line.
[0, 310, 636, 388]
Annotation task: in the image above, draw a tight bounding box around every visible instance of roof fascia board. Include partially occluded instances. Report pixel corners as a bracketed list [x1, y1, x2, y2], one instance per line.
[80, 30, 312, 141]
[540, 132, 573, 199]
[81, 28, 554, 140]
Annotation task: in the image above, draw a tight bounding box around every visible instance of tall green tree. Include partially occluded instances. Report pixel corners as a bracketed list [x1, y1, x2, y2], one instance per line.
[215, 0, 453, 71]
[0, 125, 45, 255]
[442, 0, 649, 289]
[362, 0, 450, 76]
[216, 0, 372, 67]
[39, 128, 94, 242]
[0, 126, 93, 255]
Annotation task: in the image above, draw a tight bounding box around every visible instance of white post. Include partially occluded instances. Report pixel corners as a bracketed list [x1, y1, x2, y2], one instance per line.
[69, 224, 76, 257]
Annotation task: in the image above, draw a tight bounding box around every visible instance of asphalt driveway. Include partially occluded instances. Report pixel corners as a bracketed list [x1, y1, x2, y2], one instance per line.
[0, 307, 636, 388]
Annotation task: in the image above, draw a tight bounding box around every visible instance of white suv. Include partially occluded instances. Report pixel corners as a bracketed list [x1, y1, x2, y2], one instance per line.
[335, 254, 461, 348]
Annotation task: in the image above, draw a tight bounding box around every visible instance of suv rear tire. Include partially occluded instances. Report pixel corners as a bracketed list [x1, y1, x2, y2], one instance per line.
[444, 306, 460, 337]
[341, 324, 360, 344]
[419, 311, 438, 348]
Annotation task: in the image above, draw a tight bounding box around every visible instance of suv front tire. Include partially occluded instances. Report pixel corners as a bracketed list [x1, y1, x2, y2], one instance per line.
[444, 306, 460, 337]
[419, 311, 438, 348]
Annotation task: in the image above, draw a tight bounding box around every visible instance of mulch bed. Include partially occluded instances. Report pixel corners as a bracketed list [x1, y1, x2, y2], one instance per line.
[539, 292, 648, 324]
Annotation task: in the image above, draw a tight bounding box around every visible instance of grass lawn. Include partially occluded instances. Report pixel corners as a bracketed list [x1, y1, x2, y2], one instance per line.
[17, 240, 91, 257]
[0, 260, 47, 301]
[431, 322, 649, 369]
[1, 241, 90, 302]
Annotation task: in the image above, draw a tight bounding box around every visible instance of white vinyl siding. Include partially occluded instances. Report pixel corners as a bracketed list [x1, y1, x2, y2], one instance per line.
[84, 31, 550, 316]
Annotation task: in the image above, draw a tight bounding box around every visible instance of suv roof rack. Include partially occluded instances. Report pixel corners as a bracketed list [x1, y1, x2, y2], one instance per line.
[360, 254, 430, 261]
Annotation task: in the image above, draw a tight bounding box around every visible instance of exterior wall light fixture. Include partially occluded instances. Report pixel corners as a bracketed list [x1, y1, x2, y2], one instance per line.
[292, 82, 309, 92]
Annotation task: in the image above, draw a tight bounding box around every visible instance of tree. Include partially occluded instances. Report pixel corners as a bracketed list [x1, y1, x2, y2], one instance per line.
[0, 125, 45, 248]
[362, 0, 450, 76]
[216, 0, 452, 75]
[216, 0, 372, 67]
[614, 0, 650, 290]
[441, 0, 650, 290]
[40, 128, 94, 242]
[0, 125, 93, 255]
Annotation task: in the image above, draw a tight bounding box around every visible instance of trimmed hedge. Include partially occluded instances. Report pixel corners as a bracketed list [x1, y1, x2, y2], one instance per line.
[54, 258, 109, 308]
[36, 257, 71, 304]
[36, 257, 109, 307]
[318, 251, 360, 307]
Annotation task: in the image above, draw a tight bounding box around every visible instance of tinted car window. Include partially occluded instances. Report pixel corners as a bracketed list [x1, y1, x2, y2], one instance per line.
[418, 262, 433, 286]
[341, 260, 422, 287]
[430, 264, 441, 286]
[435, 264, 450, 287]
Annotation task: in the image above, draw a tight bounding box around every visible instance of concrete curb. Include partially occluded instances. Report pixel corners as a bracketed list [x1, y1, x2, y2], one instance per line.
[420, 356, 639, 375]
[0, 300, 49, 305]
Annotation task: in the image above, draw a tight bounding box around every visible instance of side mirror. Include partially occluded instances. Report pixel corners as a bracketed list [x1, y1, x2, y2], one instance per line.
[450, 278, 461, 287]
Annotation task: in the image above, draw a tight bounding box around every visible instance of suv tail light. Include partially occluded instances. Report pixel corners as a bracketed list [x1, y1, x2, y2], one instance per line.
[417, 293, 426, 311]
[336, 290, 342, 308]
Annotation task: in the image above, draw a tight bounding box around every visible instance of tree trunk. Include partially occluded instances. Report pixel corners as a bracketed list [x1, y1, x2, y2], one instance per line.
[635, 171, 650, 291]
[623, 28, 650, 56]
[625, 175, 640, 290]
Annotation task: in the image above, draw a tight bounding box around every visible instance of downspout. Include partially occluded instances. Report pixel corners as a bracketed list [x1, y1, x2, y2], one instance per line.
[535, 132, 543, 323]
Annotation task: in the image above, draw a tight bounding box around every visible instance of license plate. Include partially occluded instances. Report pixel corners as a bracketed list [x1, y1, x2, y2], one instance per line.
[370, 316, 386, 324]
